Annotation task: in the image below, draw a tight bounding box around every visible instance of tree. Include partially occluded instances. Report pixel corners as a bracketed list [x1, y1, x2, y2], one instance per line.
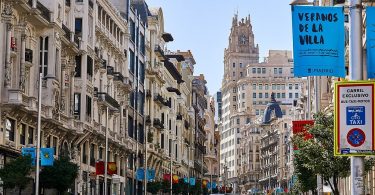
[40, 156, 79, 194]
[147, 181, 162, 194]
[292, 112, 375, 195]
[292, 155, 317, 194]
[0, 155, 33, 195]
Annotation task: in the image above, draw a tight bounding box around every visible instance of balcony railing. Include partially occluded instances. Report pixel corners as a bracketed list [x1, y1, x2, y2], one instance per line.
[97, 92, 120, 109]
[62, 24, 71, 41]
[153, 118, 164, 129]
[176, 113, 183, 120]
[37, 1, 51, 22]
[154, 45, 166, 60]
[153, 94, 164, 105]
[25, 49, 33, 63]
[113, 72, 124, 82]
[107, 66, 114, 76]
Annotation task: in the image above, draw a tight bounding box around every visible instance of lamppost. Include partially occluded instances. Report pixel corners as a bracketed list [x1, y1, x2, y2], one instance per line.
[222, 160, 228, 195]
[184, 142, 191, 195]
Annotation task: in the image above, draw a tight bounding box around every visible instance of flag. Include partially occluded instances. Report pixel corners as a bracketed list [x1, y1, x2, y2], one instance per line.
[212, 182, 217, 189]
[40, 148, 54, 166]
[202, 179, 208, 188]
[163, 174, 171, 181]
[189, 177, 196, 186]
[172, 175, 179, 184]
[147, 169, 156, 181]
[96, 161, 104, 175]
[21, 147, 36, 166]
[136, 168, 145, 180]
[107, 162, 117, 175]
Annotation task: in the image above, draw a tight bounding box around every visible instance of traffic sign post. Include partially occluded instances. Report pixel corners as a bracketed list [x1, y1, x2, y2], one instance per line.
[334, 81, 375, 156]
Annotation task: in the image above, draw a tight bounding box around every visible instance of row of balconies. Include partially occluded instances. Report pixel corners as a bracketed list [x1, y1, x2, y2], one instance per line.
[153, 93, 171, 108]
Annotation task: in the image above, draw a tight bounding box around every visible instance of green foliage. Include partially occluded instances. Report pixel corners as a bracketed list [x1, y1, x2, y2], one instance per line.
[0, 155, 33, 194]
[292, 155, 317, 193]
[40, 156, 79, 193]
[292, 112, 375, 195]
[147, 181, 162, 194]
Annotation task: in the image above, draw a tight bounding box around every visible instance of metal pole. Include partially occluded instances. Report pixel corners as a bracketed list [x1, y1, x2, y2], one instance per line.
[188, 145, 190, 195]
[35, 63, 44, 195]
[170, 138, 173, 195]
[104, 107, 109, 195]
[35, 36, 48, 195]
[144, 80, 148, 195]
[307, 77, 311, 120]
[349, 0, 364, 194]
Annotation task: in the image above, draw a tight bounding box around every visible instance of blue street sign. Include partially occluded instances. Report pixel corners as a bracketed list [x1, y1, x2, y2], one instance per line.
[346, 106, 365, 125]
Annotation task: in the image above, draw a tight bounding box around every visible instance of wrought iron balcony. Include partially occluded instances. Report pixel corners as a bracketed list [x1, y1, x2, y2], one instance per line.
[97, 92, 120, 109]
[154, 45, 166, 60]
[153, 118, 164, 129]
[153, 94, 164, 105]
[25, 49, 33, 63]
[107, 66, 114, 76]
[176, 113, 183, 120]
[62, 24, 71, 41]
[37, 1, 51, 22]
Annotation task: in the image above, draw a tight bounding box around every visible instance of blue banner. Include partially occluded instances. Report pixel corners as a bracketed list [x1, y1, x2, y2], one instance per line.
[40, 148, 54, 166]
[189, 178, 196, 186]
[212, 182, 217, 189]
[367, 7, 375, 78]
[136, 168, 155, 181]
[146, 169, 155, 181]
[136, 168, 144, 180]
[292, 6, 345, 77]
[21, 147, 36, 166]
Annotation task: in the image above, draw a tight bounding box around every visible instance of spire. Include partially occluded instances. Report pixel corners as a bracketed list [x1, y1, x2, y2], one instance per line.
[232, 12, 238, 26]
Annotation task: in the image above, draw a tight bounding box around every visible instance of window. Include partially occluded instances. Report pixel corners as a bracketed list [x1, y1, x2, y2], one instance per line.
[86, 95, 92, 119]
[255, 109, 259, 115]
[262, 68, 266, 74]
[295, 84, 299, 89]
[242, 93, 245, 99]
[39, 37, 48, 76]
[252, 84, 256, 90]
[281, 84, 285, 90]
[28, 127, 34, 145]
[87, 56, 93, 80]
[253, 93, 256, 98]
[240, 63, 243, 68]
[233, 63, 235, 68]
[237, 118, 240, 124]
[75, 55, 81, 77]
[265, 93, 269, 98]
[242, 84, 245, 90]
[289, 84, 293, 90]
[5, 118, 15, 141]
[233, 87, 236, 93]
[278, 68, 282, 74]
[90, 144, 95, 166]
[295, 93, 299, 98]
[130, 19, 135, 42]
[140, 33, 145, 55]
[129, 49, 135, 74]
[277, 93, 281, 98]
[74, 93, 81, 118]
[257, 68, 261, 74]
[259, 84, 263, 90]
[272, 84, 276, 90]
[20, 124, 26, 145]
[259, 93, 263, 98]
[265, 84, 269, 90]
[75, 18, 83, 34]
[289, 93, 293, 98]
[291, 68, 294, 74]
[252, 68, 256, 74]
[240, 72, 243, 77]
[282, 93, 286, 98]
[242, 102, 245, 108]
[99, 147, 103, 159]
[53, 137, 58, 155]
[274, 68, 277, 74]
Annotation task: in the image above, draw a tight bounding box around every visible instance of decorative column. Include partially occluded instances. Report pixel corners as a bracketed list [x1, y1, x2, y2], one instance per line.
[20, 33, 26, 91]
[4, 22, 12, 88]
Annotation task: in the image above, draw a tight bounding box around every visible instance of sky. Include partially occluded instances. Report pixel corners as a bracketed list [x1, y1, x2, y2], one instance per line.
[145, 0, 293, 95]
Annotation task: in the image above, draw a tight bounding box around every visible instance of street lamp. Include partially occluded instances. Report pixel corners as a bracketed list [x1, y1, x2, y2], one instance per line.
[183, 142, 191, 195]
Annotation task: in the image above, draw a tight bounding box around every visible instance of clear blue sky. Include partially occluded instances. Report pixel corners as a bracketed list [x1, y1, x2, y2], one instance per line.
[146, 0, 293, 95]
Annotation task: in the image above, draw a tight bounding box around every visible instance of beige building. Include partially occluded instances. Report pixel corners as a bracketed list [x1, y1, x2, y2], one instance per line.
[220, 14, 306, 193]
